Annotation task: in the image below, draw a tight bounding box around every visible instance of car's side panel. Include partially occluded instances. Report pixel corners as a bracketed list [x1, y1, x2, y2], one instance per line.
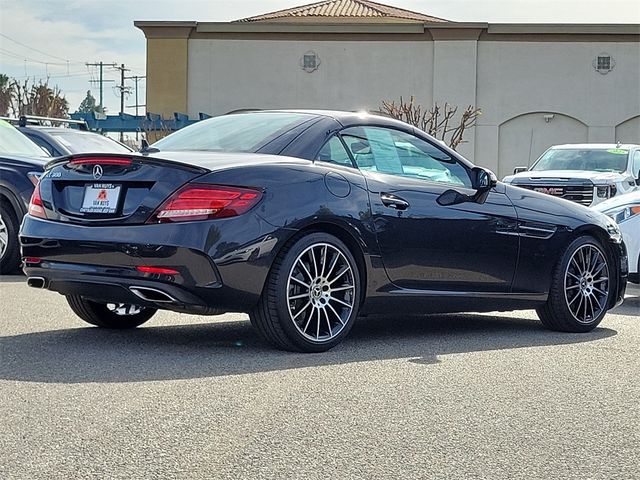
[0, 157, 44, 215]
[505, 184, 622, 296]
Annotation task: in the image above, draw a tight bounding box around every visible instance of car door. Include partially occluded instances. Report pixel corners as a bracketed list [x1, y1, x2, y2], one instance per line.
[338, 125, 519, 293]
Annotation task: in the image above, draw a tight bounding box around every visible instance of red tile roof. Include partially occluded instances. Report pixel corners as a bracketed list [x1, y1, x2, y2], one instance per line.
[236, 0, 449, 23]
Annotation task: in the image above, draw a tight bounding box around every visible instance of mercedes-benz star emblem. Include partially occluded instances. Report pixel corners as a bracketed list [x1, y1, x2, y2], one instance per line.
[93, 164, 103, 180]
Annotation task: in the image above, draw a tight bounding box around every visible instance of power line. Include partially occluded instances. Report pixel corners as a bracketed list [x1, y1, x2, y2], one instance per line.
[0, 48, 73, 67]
[11, 71, 93, 80]
[0, 33, 77, 63]
[86, 62, 118, 111]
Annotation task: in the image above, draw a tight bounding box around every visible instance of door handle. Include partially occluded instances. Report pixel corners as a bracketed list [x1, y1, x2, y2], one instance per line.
[380, 193, 409, 210]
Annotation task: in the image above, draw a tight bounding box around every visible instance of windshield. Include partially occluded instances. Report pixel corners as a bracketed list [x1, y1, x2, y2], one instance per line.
[51, 132, 132, 154]
[152, 112, 313, 152]
[531, 148, 629, 173]
[0, 120, 49, 158]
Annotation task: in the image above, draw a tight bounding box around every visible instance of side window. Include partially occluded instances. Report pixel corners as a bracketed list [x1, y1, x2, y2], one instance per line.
[341, 126, 471, 188]
[633, 151, 640, 178]
[316, 135, 354, 168]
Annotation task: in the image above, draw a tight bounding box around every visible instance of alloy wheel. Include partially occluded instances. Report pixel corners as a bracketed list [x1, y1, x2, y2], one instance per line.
[106, 303, 144, 316]
[0, 212, 7, 260]
[286, 242, 355, 342]
[564, 244, 609, 324]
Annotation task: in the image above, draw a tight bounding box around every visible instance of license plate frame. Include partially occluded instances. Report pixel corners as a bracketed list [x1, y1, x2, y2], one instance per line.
[80, 183, 122, 214]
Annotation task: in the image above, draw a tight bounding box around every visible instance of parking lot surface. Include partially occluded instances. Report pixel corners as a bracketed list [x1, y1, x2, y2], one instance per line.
[1, 275, 638, 479]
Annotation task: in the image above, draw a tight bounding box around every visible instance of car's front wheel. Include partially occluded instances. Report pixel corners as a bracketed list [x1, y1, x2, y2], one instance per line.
[537, 235, 612, 332]
[66, 295, 156, 329]
[250, 232, 361, 352]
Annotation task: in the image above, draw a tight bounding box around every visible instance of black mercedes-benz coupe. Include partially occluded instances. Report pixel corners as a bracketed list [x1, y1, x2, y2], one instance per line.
[20, 110, 628, 352]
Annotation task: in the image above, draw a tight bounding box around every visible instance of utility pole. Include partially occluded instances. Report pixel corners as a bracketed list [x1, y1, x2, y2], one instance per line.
[86, 61, 117, 111]
[125, 75, 146, 140]
[113, 64, 131, 141]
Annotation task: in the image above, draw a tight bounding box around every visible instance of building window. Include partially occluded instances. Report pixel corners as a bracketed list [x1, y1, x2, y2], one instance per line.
[301, 51, 320, 73]
[593, 53, 615, 74]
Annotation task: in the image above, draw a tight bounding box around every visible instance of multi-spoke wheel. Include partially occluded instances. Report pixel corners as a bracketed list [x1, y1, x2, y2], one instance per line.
[537, 236, 612, 332]
[0, 201, 21, 274]
[66, 295, 156, 328]
[250, 232, 361, 352]
[564, 244, 609, 323]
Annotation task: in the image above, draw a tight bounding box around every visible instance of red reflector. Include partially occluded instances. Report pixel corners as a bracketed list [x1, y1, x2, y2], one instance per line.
[136, 266, 180, 275]
[28, 184, 46, 219]
[23, 257, 42, 264]
[69, 157, 132, 166]
[148, 184, 263, 223]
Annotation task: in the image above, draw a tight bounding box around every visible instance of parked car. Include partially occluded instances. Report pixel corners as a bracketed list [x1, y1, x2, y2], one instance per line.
[503, 144, 640, 206]
[594, 190, 640, 284]
[20, 110, 627, 352]
[0, 119, 48, 273]
[4, 115, 133, 157]
[18, 126, 133, 157]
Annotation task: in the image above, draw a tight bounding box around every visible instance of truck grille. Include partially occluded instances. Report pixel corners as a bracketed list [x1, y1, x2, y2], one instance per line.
[516, 184, 594, 206]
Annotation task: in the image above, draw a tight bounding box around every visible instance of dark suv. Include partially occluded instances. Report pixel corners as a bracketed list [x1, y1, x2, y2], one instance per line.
[0, 119, 49, 273]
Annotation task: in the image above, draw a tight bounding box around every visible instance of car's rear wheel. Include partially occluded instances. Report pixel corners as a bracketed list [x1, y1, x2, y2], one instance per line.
[0, 200, 21, 274]
[66, 295, 156, 329]
[537, 236, 612, 332]
[250, 232, 361, 352]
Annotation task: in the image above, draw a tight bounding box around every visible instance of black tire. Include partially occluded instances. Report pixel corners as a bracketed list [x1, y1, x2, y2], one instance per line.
[66, 295, 156, 329]
[0, 200, 22, 274]
[250, 232, 361, 352]
[536, 235, 612, 333]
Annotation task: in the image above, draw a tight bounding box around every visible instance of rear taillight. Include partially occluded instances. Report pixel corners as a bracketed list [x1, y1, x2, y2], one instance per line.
[147, 184, 263, 223]
[136, 266, 180, 275]
[28, 183, 47, 219]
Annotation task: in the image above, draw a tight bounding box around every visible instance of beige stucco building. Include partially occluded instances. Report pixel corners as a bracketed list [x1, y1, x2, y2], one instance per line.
[135, 0, 640, 177]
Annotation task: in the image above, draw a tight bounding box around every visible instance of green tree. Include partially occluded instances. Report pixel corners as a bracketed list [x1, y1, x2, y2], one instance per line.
[76, 90, 104, 114]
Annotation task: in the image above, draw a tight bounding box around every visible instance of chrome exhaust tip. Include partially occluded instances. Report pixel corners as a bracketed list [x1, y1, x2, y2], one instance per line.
[129, 286, 177, 304]
[26, 277, 46, 289]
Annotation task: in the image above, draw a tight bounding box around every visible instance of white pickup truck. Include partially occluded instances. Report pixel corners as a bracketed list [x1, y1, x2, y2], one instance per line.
[502, 144, 640, 207]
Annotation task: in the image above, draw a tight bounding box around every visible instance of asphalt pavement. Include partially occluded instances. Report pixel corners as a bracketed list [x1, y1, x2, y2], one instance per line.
[1, 275, 638, 479]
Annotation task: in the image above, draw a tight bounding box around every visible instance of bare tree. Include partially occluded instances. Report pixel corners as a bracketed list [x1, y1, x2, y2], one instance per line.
[379, 96, 481, 150]
[8, 77, 69, 118]
[0, 74, 14, 116]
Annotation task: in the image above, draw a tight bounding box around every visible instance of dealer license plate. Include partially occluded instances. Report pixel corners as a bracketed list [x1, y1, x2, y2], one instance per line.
[80, 184, 121, 214]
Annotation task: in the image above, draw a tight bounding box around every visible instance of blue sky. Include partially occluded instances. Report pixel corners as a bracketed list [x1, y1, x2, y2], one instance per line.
[1, 0, 639, 116]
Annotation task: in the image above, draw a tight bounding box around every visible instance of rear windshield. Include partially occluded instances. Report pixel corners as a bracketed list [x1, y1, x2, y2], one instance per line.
[0, 120, 49, 158]
[51, 132, 132, 154]
[152, 112, 313, 152]
[531, 148, 629, 173]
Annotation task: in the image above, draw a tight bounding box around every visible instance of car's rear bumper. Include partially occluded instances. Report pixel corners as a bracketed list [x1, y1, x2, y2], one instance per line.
[20, 215, 291, 314]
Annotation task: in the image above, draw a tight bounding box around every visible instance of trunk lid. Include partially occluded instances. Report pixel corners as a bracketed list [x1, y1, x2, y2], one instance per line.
[39, 154, 208, 225]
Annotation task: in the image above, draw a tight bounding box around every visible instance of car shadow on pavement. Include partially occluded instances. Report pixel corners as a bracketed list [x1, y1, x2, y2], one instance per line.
[0, 313, 617, 384]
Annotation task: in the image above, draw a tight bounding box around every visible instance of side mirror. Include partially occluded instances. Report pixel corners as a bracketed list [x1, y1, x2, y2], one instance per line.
[513, 166, 528, 174]
[472, 167, 498, 192]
